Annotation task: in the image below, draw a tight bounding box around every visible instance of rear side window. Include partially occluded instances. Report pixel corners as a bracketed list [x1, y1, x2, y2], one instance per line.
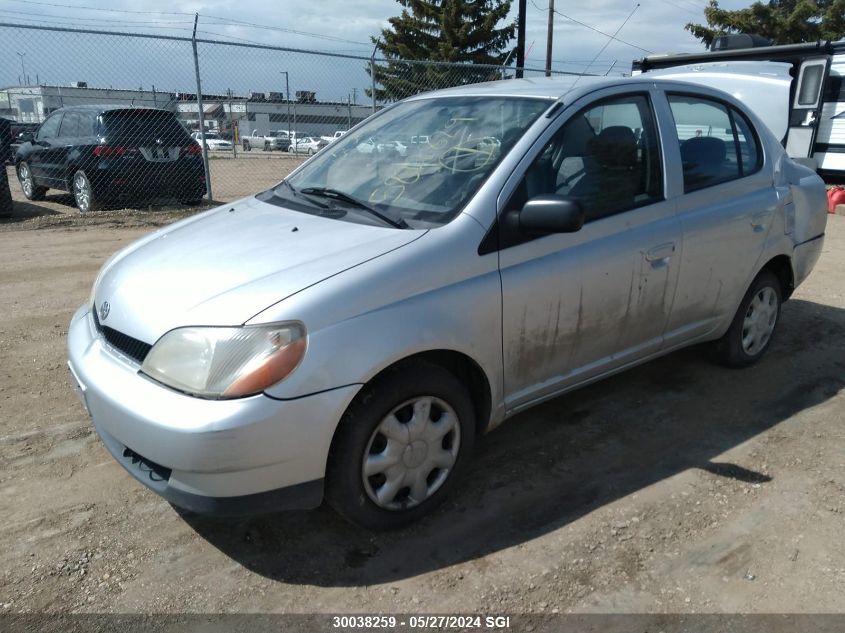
[101, 110, 190, 145]
[58, 112, 80, 138]
[668, 95, 762, 193]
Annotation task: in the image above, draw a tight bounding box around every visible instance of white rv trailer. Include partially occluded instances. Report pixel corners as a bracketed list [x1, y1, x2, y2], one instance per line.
[634, 37, 845, 182]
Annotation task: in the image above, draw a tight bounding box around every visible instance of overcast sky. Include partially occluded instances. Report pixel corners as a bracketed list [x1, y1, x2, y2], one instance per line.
[0, 0, 755, 100]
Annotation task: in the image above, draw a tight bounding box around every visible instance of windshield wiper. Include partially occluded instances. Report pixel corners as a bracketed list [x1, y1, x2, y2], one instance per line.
[299, 187, 409, 229]
[276, 180, 330, 209]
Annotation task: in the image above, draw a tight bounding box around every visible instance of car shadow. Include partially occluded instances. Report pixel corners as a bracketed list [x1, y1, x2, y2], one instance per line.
[180, 298, 845, 586]
[0, 199, 63, 222]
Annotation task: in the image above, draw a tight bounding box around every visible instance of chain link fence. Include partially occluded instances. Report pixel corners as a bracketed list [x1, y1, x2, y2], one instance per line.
[1, 21, 579, 212]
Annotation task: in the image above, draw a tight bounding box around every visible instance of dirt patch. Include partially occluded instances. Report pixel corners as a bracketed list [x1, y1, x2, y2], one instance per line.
[0, 206, 844, 614]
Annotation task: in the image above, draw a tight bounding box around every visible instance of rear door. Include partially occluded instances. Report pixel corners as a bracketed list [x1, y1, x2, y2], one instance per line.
[44, 110, 81, 186]
[662, 92, 778, 344]
[785, 57, 831, 167]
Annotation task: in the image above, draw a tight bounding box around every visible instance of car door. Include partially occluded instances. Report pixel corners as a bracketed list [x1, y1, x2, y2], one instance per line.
[661, 92, 779, 344]
[27, 112, 62, 183]
[497, 89, 682, 411]
[48, 110, 81, 187]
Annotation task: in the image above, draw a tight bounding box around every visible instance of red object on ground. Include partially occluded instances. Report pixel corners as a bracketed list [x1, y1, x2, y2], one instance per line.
[828, 186, 845, 213]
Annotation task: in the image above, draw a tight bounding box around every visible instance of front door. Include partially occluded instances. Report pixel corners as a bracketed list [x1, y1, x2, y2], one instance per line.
[498, 91, 681, 411]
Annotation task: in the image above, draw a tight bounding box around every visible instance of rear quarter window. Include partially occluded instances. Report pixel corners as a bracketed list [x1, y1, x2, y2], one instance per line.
[101, 111, 190, 144]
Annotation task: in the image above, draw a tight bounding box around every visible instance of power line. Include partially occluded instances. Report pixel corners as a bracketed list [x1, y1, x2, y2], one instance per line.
[6, 0, 372, 47]
[528, 0, 652, 53]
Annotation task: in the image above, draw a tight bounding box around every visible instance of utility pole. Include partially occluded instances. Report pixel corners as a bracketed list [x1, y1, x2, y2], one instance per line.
[227, 88, 238, 158]
[16, 52, 26, 86]
[545, 0, 554, 77]
[516, 0, 526, 78]
[347, 94, 352, 130]
[280, 71, 291, 135]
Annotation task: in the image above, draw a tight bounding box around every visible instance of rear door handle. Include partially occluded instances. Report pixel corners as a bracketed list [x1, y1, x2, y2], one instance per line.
[646, 242, 676, 262]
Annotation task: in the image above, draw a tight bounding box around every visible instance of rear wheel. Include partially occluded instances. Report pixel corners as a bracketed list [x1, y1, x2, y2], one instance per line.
[17, 162, 47, 200]
[326, 361, 475, 530]
[711, 269, 782, 367]
[243, 140, 251, 151]
[72, 170, 100, 212]
[264, 141, 271, 151]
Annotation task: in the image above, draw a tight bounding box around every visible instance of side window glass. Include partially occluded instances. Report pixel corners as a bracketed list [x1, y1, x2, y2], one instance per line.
[36, 115, 62, 141]
[731, 109, 761, 176]
[668, 95, 741, 192]
[511, 93, 663, 223]
[58, 112, 80, 138]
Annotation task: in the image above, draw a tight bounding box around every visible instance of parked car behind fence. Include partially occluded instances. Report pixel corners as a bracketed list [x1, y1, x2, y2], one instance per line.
[14, 105, 206, 212]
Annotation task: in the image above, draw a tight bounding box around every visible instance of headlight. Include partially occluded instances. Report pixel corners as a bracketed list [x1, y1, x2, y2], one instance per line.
[141, 323, 306, 399]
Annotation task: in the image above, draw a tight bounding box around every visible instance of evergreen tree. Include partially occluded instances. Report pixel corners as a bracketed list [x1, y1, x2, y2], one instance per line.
[368, 0, 516, 102]
[686, 0, 845, 48]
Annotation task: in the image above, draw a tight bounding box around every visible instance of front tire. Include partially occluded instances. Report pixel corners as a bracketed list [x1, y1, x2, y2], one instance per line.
[711, 269, 782, 367]
[243, 140, 251, 151]
[326, 361, 475, 530]
[17, 162, 47, 200]
[72, 170, 99, 212]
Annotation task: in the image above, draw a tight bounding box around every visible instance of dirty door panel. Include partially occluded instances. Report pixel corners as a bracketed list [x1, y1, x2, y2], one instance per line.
[499, 92, 681, 411]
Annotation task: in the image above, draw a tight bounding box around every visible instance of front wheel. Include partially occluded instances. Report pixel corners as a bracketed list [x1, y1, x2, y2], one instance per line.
[326, 362, 475, 530]
[711, 270, 782, 367]
[307, 147, 315, 155]
[17, 162, 47, 200]
[243, 140, 251, 151]
[72, 170, 100, 212]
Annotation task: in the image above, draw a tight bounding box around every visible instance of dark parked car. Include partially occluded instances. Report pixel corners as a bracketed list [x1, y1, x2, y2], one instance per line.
[14, 106, 206, 211]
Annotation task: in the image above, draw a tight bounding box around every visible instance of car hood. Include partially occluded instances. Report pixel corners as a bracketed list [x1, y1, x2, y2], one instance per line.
[93, 196, 425, 344]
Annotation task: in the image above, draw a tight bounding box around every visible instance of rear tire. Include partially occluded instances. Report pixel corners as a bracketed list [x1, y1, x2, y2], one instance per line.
[711, 269, 782, 367]
[264, 141, 271, 151]
[17, 162, 47, 201]
[72, 170, 100, 212]
[243, 140, 251, 151]
[326, 361, 475, 530]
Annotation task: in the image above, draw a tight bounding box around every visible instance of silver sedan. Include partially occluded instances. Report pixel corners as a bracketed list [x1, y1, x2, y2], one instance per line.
[68, 75, 827, 529]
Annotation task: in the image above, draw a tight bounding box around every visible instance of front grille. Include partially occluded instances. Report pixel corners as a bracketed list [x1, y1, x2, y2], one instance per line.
[92, 308, 152, 364]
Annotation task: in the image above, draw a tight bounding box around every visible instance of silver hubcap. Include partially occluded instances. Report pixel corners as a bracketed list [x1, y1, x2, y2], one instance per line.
[363, 396, 460, 511]
[19, 164, 32, 196]
[742, 286, 778, 355]
[73, 173, 90, 211]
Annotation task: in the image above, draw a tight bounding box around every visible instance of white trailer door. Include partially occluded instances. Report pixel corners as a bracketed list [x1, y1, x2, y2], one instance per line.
[785, 56, 831, 165]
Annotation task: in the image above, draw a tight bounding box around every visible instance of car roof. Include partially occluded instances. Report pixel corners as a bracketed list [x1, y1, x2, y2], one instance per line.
[406, 74, 743, 104]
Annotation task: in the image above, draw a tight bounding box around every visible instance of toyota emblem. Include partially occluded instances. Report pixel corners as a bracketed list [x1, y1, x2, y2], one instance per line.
[99, 301, 111, 321]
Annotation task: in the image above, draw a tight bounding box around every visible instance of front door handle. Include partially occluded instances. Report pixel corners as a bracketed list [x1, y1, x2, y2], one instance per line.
[646, 242, 676, 262]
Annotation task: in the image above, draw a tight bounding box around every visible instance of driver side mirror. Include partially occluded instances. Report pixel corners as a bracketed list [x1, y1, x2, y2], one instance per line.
[17, 131, 34, 144]
[519, 194, 585, 234]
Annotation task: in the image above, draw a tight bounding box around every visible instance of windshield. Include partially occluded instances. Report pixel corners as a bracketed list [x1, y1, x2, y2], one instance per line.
[275, 96, 550, 227]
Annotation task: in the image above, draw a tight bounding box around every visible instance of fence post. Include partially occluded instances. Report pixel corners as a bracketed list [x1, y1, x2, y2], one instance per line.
[191, 13, 213, 202]
[227, 88, 238, 159]
[370, 40, 379, 115]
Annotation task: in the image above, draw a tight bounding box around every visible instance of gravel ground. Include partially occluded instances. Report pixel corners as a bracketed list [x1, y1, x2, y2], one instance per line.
[0, 189, 843, 615]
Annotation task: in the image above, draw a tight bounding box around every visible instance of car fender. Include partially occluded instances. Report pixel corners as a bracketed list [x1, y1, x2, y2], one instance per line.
[253, 213, 506, 428]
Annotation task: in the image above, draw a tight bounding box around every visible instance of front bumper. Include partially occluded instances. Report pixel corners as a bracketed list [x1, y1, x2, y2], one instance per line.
[67, 305, 360, 515]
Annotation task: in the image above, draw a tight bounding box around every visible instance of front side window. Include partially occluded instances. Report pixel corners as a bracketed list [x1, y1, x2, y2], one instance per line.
[668, 94, 762, 192]
[36, 114, 62, 140]
[510, 93, 663, 223]
[274, 96, 551, 228]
